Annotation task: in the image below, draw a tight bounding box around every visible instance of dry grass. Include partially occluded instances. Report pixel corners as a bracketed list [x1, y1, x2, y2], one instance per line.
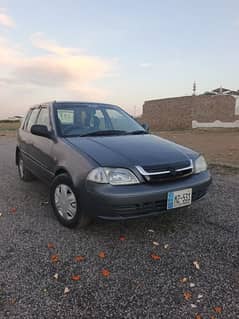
[0, 121, 20, 136]
[157, 129, 239, 167]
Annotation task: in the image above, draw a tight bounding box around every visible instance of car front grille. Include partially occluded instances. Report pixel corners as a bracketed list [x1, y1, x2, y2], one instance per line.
[136, 160, 193, 183]
[112, 199, 167, 216]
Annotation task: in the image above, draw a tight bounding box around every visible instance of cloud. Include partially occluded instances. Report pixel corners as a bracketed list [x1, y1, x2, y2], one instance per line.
[0, 33, 115, 99]
[0, 36, 22, 65]
[30, 32, 81, 55]
[140, 63, 152, 68]
[0, 8, 15, 28]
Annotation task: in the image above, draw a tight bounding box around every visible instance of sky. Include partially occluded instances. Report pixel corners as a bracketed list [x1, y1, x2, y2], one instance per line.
[0, 0, 239, 119]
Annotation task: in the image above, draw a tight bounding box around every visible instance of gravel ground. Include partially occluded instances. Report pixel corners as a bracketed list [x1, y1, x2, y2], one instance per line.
[0, 137, 238, 319]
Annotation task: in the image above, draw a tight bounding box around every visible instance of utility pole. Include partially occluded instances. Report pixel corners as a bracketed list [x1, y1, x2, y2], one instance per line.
[193, 81, 196, 96]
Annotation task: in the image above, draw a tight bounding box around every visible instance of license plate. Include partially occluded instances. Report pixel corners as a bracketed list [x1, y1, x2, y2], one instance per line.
[167, 188, 192, 209]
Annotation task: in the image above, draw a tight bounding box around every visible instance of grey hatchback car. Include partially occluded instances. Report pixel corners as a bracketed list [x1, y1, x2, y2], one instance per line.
[16, 101, 211, 227]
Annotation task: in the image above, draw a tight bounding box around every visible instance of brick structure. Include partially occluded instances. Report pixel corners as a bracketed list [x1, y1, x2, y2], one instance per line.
[141, 95, 239, 130]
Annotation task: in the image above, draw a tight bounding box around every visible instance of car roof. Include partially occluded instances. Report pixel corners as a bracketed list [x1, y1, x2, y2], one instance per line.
[30, 101, 120, 109]
[52, 101, 119, 108]
[29, 101, 121, 112]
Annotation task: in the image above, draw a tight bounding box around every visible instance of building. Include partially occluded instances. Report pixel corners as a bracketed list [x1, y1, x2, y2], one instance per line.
[203, 87, 239, 96]
[141, 90, 239, 130]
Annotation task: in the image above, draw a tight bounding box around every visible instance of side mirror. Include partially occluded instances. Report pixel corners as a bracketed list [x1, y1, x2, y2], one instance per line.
[142, 123, 150, 132]
[31, 124, 52, 138]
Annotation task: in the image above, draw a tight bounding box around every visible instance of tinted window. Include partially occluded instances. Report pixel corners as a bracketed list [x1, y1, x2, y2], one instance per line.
[26, 109, 39, 132]
[37, 108, 50, 129]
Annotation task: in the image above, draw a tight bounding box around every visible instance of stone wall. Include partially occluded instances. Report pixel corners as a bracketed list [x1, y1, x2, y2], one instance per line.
[141, 95, 239, 130]
[192, 95, 237, 122]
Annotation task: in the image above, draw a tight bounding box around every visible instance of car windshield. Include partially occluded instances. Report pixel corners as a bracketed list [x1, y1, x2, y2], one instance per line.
[55, 103, 147, 137]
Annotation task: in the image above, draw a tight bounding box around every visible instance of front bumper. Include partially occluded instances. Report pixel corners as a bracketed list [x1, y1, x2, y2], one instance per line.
[81, 171, 212, 220]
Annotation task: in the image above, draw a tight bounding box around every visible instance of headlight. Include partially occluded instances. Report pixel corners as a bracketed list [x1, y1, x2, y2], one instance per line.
[194, 155, 207, 174]
[87, 167, 140, 185]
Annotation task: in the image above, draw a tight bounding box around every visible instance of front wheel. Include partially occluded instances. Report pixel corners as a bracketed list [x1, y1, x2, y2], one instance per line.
[50, 173, 92, 228]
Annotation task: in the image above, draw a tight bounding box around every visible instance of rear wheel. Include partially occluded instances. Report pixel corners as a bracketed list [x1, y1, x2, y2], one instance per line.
[50, 173, 92, 228]
[17, 153, 35, 182]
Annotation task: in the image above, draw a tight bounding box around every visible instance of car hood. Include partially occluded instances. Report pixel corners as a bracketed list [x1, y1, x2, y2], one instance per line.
[66, 134, 199, 167]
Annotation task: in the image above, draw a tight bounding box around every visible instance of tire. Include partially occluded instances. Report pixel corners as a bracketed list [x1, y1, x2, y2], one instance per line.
[50, 173, 92, 228]
[17, 153, 35, 182]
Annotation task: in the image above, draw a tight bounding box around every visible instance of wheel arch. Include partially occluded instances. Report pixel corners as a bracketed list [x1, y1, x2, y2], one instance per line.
[54, 167, 72, 178]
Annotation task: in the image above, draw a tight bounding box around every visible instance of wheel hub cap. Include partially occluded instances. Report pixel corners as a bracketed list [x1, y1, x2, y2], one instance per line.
[54, 184, 77, 221]
[19, 159, 24, 178]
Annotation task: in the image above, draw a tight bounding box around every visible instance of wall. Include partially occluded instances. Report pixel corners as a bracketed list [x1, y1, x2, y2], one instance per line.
[141, 96, 193, 130]
[142, 95, 239, 130]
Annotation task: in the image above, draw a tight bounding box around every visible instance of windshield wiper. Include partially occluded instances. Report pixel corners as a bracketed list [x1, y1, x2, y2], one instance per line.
[126, 130, 148, 135]
[80, 130, 127, 137]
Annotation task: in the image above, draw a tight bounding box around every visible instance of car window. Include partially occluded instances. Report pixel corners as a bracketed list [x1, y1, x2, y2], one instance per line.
[89, 109, 106, 130]
[37, 108, 51, 129]
[26, 109, 39, 132]
[105, 108, 134, 131]
[22, 110, 32, 130]
[57, 106, 108, 135]
[57, 109, 74, 124]
[55, 104, 144, 137]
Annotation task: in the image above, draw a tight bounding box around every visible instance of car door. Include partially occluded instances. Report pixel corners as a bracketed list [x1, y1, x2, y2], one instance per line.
[30, 105, 55, 182]
[18, 109, 32, 159]
[20, 107, 41, 173]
